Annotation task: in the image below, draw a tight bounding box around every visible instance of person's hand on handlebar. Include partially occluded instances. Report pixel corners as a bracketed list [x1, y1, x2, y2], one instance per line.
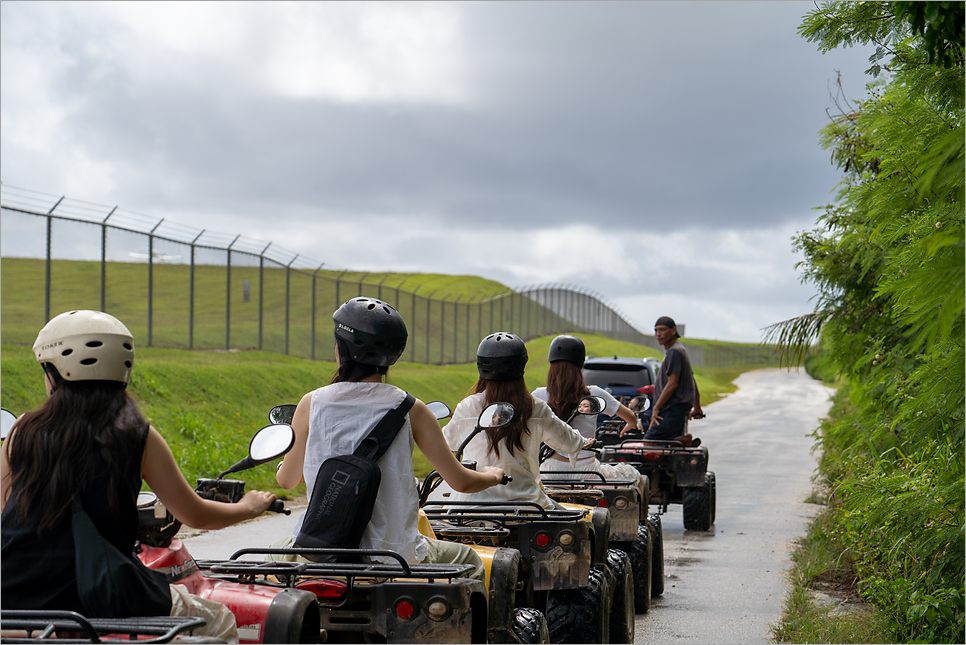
[619, 420, 641, 437]
[481, 465, 506, 487]
[238, 490, 277, 519]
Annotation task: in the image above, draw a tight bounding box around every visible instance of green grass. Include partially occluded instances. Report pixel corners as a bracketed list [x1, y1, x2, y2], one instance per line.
[2, 332, 750, 498]
[771, 499, 893, 644]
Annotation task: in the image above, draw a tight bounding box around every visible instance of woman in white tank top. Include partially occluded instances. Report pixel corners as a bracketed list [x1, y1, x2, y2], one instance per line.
[274, 298, 504, 578]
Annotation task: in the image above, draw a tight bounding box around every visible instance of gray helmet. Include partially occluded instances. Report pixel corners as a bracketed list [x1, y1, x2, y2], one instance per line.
[477, 332, 528, 381]
[333, 298, 408, 367]
[33, 310, 135, 384]
[548, 334, 585, 367]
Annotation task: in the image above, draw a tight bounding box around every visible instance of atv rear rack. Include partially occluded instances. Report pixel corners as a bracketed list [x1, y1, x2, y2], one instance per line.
[0, 610, 206, 644]
[421, 500, 585, 525]
[203, 547, 476, 581]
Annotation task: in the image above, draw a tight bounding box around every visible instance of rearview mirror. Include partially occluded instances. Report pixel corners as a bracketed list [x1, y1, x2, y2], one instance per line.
[576, 396, 606, 416]
[250, 423, 296, 463]
[480, 402, 515, 429]
[426, 400, 452, 420]
[269, 404, 297, 425]
[1, 408, 16, 441]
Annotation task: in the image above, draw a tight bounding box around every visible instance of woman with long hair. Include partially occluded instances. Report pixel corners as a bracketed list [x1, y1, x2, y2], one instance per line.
[442, 332, 593, 510]
[273, 298, 503, 580]
[1, 310, 276, 642]
[534, 335, 645, 498]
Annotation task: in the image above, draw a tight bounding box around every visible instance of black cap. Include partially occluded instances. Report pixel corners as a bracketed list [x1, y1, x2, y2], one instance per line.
[655, 316, 680, 338]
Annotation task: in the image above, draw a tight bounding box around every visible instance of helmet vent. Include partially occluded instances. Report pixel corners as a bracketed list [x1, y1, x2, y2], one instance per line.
[124, 361, 132, 368]
[367, 303, 376, 310]
[86, 341, 103, 348]
[61, 349, 73, 356]
[123, 343, 133, 350]
[80, 358, 98, 366]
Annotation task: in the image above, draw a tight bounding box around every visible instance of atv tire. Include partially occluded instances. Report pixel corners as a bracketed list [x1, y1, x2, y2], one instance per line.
[606, 549, 635, 644]
[709, 471, 717, 524]
[546, 567, 610, 644]
[614, 523, 652, 614]
[648, 513, 665, 597]
[512, 607, 550, 644]
[683, 472, 714, 531]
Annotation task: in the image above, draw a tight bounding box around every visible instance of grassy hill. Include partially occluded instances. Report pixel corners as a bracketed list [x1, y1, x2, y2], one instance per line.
[1, 332, 755, 500]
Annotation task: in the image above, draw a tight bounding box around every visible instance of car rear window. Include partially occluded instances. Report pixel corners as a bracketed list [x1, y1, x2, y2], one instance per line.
[582, 364, 652, 389]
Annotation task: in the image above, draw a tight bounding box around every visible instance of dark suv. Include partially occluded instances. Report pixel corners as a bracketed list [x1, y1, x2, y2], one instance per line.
[582, 356, 662, 406]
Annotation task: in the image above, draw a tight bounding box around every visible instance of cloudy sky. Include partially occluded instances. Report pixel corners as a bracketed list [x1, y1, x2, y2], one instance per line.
[0, 1, 876, 343]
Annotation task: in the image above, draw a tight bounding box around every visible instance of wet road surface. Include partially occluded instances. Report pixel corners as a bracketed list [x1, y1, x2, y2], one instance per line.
[636, 367, 833, 644]
[181, 367, 833, 644]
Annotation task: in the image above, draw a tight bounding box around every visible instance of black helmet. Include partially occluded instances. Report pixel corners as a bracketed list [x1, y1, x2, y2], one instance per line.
[548, 334, 585, 367]
[333, 298, 408, 367]
[477, 332, 528, 381]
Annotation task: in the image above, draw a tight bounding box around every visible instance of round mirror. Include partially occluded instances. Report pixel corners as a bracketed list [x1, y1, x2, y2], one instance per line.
[479, 402, 515, 429]
[249, 423, 296, 462]
[576, 396, 605, 416]
[137, 491, 159, 508]
[1, 409, 16, 441]
[641, 396, 651, 412]
[426, 400, 452, 420]
[269, 404, 297, 425]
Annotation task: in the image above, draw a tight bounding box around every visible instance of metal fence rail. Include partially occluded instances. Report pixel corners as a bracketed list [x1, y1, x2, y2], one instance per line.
[1, 185, 777, 368]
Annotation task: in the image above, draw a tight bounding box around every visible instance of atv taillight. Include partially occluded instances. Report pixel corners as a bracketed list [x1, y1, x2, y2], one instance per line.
[297, 578, 347, 598]
[643, 451, 661, 460]
[597, 499, 608, 507]
[395, 599, 416, 620]
[636, 385, 655, 395]
[535, 532, 551, 548]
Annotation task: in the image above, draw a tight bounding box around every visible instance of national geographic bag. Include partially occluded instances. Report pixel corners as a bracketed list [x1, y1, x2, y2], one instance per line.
[296, 393, 416, 558]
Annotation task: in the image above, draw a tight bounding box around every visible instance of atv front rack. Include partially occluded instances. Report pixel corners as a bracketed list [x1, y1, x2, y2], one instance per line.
[0, 610, 206, 644]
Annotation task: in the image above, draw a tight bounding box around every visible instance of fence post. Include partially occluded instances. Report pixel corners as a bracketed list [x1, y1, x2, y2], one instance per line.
[335, 270, 347, 309]
[395, 279, 406, 311]
[258, 242, 271, 350]
[226, 235, 240, 350]
[311, 264, 324, 360]
[284, 255, 299, 355]
[358, 272, 369, 297]
[453, 295, 462, 363]
[147, 219, 164, 347]
[410, 286, 418, 363]
[189, 230, 206, 350]
[100, 207, 116, 313]
[440, 294, 450, 365]
[377, 275, 387, 301]
[425, 290, 437, 364]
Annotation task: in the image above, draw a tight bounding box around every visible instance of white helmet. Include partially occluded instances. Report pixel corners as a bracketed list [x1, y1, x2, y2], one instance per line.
[33, 310, 135, 384]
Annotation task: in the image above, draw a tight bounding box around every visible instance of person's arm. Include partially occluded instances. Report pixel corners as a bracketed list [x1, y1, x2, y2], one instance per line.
[649, 373, 680, 429]
[410, 399, 503, 493]
[276, 391, 312, 489]
[615, 403, 641, 436]
[142, 427, 276, 530]
[690, 379, 704, 419]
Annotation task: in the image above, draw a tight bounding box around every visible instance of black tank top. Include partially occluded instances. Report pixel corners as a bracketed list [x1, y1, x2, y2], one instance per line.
[1, 424, 149, 614]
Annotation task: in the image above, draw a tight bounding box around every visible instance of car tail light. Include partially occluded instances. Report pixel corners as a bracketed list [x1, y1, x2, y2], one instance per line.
[636, 385, 655, 395]
[296, 578, 347, 598]
[597, 499, 608, 508]
[395, 599, 416, 620]
[535, 532, 551, 548]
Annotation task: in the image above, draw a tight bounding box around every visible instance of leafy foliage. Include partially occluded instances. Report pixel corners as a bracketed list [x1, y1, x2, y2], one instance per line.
[776, 2, 965, 642]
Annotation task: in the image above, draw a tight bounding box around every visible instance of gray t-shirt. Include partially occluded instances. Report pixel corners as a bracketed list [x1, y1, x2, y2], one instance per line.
[655, 340, 695, 408]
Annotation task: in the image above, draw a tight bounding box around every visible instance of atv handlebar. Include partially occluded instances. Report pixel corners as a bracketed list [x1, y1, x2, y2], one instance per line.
[269, 499, 290, 515]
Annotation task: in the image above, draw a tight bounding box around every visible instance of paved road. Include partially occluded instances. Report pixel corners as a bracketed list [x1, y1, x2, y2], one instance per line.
[181, 367, 833, 644]
[636, 367, 833, 644]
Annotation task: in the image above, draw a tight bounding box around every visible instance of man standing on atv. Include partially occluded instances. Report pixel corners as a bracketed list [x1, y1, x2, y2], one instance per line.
[646, 316, 704, 443]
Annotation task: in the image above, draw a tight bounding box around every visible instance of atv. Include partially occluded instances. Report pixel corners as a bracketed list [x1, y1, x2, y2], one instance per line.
[419, 399, 634, 644]
[596, 420, 716, 531]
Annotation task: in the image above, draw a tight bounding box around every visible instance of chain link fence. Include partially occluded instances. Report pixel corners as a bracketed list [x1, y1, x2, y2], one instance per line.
[2, 185, 778, 367]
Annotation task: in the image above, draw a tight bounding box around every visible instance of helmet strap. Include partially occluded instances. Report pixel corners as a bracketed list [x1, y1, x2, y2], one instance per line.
[41, 363, 64, 393]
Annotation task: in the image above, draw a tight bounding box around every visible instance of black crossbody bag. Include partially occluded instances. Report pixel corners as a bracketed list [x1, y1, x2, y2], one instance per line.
[296, 393, 416, 558]
[72, 498, 172, 618]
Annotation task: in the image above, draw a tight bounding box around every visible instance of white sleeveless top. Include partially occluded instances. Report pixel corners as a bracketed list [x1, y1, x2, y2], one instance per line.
[292, 381, 429, 564]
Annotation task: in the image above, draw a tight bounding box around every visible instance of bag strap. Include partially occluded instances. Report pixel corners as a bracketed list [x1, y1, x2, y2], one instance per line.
[353, 392, 416, 462]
